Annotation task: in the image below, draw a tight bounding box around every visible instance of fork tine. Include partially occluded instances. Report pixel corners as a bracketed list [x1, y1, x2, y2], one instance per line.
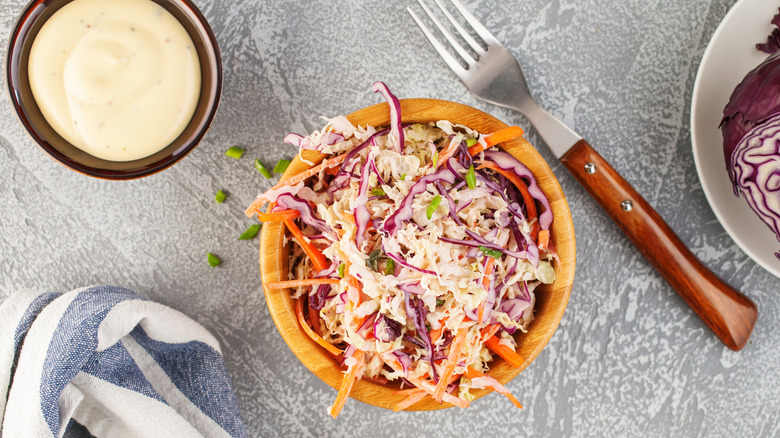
[432, 0, 486, 56]
[407, 7, 469, 78]
[415, 0, 476, 66]
[448, 0, 503, 48]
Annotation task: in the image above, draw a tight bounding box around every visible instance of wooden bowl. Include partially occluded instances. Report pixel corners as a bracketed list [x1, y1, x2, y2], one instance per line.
[259, 98, 576, 410]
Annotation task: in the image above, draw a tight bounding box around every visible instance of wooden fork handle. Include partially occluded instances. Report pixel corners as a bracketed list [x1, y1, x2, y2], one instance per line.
[560, 139, 757, 350]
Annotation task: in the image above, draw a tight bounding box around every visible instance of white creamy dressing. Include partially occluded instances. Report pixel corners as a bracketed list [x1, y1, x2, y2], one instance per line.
[28, 0, 201, 161]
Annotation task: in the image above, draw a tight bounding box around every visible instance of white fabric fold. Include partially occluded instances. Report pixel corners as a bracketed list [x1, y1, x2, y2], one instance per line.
[0, 286, 246, 438]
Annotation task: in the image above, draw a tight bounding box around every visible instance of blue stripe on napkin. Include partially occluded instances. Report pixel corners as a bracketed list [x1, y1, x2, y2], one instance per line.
[40, 287, 141, 435]
[0, 285, 247, 438]
[132, 327, 245, 437]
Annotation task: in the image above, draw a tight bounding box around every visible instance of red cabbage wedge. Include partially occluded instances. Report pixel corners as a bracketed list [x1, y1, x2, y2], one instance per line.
[721, 8, 780, 258]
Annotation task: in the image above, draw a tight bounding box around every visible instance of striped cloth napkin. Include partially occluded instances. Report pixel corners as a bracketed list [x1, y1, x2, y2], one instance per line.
[0, 286, 247, 438]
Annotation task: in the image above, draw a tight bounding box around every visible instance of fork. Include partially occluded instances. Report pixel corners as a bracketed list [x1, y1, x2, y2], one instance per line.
[409, 0, 757, 350]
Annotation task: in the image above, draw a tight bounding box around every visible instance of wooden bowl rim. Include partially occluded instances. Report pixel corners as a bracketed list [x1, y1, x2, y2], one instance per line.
[259, 98, 576, 411]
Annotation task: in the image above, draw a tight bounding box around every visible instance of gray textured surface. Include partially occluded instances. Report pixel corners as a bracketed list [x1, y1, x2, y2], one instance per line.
[1, 0, 779, 436]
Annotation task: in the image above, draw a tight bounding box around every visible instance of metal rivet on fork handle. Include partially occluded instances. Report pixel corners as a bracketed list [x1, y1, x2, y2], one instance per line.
[621, 200, 633, 212]
[584, 162, 596, 174]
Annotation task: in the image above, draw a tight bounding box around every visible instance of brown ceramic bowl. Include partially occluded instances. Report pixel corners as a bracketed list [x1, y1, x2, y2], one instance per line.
[6, 0, 221, 180]
[259, 98, 576, 411]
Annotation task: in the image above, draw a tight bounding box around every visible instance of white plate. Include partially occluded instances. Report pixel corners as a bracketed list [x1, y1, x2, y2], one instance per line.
[691, 0, 780, 277]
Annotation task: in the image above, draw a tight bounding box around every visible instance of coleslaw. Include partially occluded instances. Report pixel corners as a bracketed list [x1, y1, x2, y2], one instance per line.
[247, 82, 556, 416]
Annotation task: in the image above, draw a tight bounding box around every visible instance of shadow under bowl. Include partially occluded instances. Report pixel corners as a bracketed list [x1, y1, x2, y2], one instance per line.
[259, 98, 577, 411]
[6, 0, 222, 180]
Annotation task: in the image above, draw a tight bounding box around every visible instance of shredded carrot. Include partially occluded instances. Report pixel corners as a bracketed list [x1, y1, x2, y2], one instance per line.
[467, 143, 487, 157]
[478, 258, 496, 322]
[353, 315, 370, 333]
[479, 324, 501, 342]
[482, 257, 495, 290]
[394, 387, 423, 396]
[344, 274, 366, 329]
[429, 317, 449, 344]
[485, 335, 525, 368]
[329, 349, 365, 418]
[477, 161, 539, 240]
[324, 165, 341, 176]
[277, 152, 349, 191]
[283, 219, 329, 272]
[468, 126, 525, 156]
[436, 139, 461, 170]
[382, 358, 469, 408]
[294, 298, 342, 356]
[537, 229, 550, 251]
[464, 366, 523, 409]
[345, 275, 363, 308]
[255, 209, 301, 222]
[341, 211, 356, 225]
[308, 298, 323, 338]
[394, 389, 428, 412]
[244, 152, 350, 216]
[429, 328, 444, 344]
[433, 326, 470, 402]
[265, 278, 340, 290]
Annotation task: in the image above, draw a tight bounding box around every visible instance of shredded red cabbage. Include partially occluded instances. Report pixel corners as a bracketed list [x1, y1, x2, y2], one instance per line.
[382, 164, 458, 236]
[372, 81, 404, 154]
[274, 193, 333, 235]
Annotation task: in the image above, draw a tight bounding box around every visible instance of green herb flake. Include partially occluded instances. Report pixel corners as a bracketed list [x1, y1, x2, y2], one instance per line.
[399, 173, 407, 181]
[432, 150, 439, 169]
[466, 138, 478, 147]
[371, 187, 386, 197]
[466, 164, 476, 189]
[273, 159, 291, 174]
[207, 253, 221, 267]
[366, 249, 382, 271]
[225, 146, 245, 160]
[384, 259, 395, 276]
[255, 159, 272, 178]
[215, 190, 227, 204]
[238, 224, 261, 240]
[426, 195, 442, 220]
[436, 298, 445, 307]
[478, 246, 502, 259]
[338, 263, 346, 278]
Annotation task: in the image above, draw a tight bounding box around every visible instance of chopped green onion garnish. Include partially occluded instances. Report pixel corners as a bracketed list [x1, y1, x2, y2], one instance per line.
[338, 263, 345, 278]
[238, 224, 261, 240]
[215, 190, 227, 204]
[427, 195, 442, 220]
[225, 146, 244, 159]
[432, 150, 439, 168]
[255, 159, 272, 178]
[436, 298, 445, 307]
[400, 173, 407, 181]
[371, 187, 386, 196]
[273, 159, 290, 173]
[478, 246, 502, 259]
[207, 253, 221, 267]
[384, 259, 395, 275]
[466, 164, 476, 189]
[466, 138, 478, 147]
